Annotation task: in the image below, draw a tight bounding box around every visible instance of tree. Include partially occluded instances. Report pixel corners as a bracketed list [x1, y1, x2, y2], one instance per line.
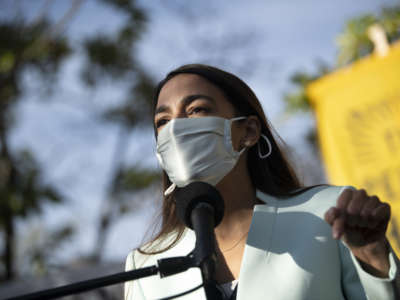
[0, 0, 160, 281]
[0, 14, 70, 280]
[80, 0, 160, 262]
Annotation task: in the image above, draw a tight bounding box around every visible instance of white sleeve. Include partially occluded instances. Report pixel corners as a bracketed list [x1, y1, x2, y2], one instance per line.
[124, 251, 146, 300]
[350, 245, 398, 300]
[339, 241, 399, 300]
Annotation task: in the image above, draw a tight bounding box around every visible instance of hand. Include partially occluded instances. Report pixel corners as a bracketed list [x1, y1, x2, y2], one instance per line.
[324, 188, 391, 277]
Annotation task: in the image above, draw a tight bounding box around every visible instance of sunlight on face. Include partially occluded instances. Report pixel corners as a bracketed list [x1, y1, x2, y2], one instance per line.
[154, 74, 237, 133]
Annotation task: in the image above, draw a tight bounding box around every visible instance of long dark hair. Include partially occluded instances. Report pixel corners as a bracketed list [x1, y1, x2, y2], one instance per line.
[139, 64, 302, 254]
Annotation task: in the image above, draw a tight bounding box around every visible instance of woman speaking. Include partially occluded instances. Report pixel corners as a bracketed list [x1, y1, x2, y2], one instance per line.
[125, 64, 399, 299]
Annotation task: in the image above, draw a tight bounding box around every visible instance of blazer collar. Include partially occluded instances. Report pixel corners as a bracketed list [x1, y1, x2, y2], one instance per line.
[256, 189, 278, 206]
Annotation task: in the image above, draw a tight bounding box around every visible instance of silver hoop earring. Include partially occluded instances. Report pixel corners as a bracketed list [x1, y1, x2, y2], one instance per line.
[258, 134, 272, 159]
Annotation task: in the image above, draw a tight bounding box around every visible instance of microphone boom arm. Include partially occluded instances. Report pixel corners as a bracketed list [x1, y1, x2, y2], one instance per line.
[5, 256, 194, 300]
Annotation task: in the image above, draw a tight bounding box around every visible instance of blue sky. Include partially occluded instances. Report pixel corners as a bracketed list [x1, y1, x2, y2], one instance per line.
[2, 0, 398, 264]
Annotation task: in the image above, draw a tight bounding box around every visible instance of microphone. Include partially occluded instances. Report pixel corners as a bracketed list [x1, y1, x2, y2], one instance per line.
[174, 182, 225, 299]
[175, 181, 224, 230]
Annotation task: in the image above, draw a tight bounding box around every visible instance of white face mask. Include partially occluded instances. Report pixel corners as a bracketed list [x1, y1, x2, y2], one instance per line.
[156, 116, 246, 195]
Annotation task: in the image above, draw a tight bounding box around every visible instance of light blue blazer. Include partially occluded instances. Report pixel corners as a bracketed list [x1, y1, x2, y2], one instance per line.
[125, 185, 399, 299]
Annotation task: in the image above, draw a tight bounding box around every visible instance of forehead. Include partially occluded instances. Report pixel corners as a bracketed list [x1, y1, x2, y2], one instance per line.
[157, 74, 228, 107]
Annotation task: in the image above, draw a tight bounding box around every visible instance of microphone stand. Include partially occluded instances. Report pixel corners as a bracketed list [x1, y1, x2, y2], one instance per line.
[4, 256, 194, 300]
[5, 227, 222, 300]
[7, 181, 225, 300]
[190, 202, 223, 300]
[5, 240, 221, 300]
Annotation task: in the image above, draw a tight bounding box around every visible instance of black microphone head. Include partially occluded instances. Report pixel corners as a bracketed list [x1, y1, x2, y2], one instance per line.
[174, 182, 224, 229]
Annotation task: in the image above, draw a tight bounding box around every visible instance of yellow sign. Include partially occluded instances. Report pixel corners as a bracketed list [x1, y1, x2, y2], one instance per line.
[307, 42, 400, 254]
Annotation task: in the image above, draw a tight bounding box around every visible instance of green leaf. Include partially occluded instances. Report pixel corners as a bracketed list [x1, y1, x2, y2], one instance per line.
[0, 52, 15, 73]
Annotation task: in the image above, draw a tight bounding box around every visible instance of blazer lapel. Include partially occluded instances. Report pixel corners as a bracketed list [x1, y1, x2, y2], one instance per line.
[140, 191, 281, 299]
[237, 190, 279, 300]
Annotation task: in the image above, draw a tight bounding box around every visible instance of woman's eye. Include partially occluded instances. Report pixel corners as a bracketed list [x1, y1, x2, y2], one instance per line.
[189, 106, 210, 115]
[155, 118, 169, 128]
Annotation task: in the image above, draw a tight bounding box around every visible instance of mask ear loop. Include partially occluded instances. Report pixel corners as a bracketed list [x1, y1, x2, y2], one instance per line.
[258, 134, 272, 159]
[164, 183, 176, 196]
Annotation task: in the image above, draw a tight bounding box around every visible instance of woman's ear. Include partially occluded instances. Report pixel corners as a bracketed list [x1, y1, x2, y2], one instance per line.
[241, 115, 261, 148]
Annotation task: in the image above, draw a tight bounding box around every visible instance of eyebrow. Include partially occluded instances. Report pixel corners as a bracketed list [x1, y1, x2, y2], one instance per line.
[155, 94, 215, 116]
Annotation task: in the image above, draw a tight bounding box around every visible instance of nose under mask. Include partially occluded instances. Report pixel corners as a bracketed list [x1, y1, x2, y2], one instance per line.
[156, 116, 246, 195]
